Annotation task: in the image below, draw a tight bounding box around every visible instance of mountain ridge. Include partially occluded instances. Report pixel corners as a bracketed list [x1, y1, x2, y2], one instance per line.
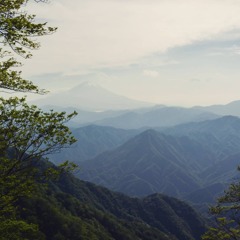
[77, 130, 206, 197]
[75, 117, 240, 205]
[49, 125, 141, 164]
[94, 106, 219, 129]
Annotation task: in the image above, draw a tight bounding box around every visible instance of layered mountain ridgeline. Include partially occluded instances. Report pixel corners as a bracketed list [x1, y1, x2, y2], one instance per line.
[18, 162, 206, 240]
[50, 115, 240, 165]
[193, 100, 240, 117]
[41, 104, 220, 129]
[77, 116, 240, 206]
[36, 83, 240, 128]
[40, 106, 131, 128]
[163, 115, 240, 183]
[163, 115, 240, 153]
[77, 130, 212, 197]
[93, 107, 219, 129]
[50, 125, 141, 164]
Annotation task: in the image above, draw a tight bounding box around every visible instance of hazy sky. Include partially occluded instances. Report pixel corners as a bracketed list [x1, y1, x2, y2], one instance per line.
[22, 0, 240, 107]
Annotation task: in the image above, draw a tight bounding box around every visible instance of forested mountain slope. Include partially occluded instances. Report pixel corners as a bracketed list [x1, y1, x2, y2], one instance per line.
[18, 161, 207, 240]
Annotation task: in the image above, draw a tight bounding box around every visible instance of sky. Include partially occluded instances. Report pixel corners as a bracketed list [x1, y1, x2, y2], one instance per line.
[21, 0, 240, 107]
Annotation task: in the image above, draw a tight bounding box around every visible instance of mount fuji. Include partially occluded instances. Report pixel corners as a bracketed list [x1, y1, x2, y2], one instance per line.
[32, 81, 153, 111]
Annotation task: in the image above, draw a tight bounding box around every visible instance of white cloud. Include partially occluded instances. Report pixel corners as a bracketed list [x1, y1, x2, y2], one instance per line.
[22, 0, 240, 77]
[207, 44, 240, 56]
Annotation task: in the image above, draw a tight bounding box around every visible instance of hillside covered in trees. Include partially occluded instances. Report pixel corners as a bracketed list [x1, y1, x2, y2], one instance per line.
[15, 160, 207, 240]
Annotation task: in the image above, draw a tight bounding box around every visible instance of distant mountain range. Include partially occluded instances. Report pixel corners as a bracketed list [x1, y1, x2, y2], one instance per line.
[51, 115, 240, 165]
[50, 125, 141, 164]
[32, 81, 240, 129]
[42, 104, 221, 129]
[77, 130, 204, 197]
[91, 101, 240, 129]
[40, 102, 240, 130]
[194, 100, 240, 116]
[163, 116, 240, 159]
[93, 106, 219, 129]
[65, 116, 240, 208]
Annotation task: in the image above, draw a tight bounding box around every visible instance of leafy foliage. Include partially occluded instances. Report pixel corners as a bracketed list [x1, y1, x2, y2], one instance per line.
[0, 97, 77, 239]
[0, 55, 46, 93]
[0, 97, 76, 158]
[0, 219, 44, 240]
[0, 96, 76, 209]
[0, 0, 56, 93]
[0, 0, 56, 57]
[202, 173, 240, 239]
[0, 1, 78, 239]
